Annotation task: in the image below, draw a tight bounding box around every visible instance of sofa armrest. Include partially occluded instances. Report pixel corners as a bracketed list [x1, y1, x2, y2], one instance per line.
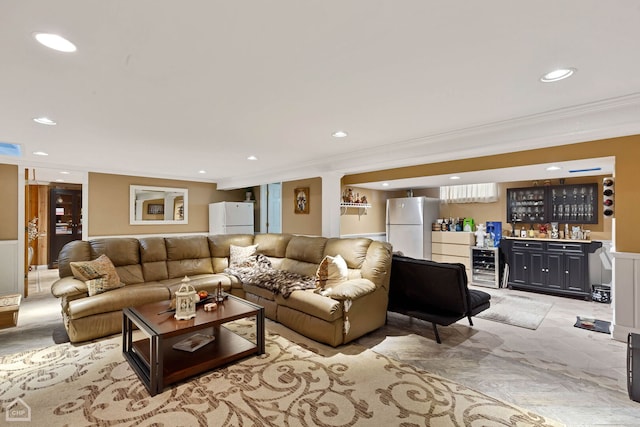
[51, 276, 88, 298]
[319, 278, 376, 300]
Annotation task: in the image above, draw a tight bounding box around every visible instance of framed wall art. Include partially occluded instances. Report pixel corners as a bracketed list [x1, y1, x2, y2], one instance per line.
[147, 203, 164, 215]
[294, 187, 309, 214]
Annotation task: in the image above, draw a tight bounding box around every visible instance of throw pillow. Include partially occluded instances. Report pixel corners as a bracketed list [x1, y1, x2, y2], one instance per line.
[315, 254, 348, 289]
[70, 254, 123, 296]
[229, 244, 258, 267]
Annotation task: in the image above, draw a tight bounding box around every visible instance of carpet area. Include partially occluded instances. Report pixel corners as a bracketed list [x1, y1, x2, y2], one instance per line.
[0, 320, 562, 426]
[476, 289, 553, 330]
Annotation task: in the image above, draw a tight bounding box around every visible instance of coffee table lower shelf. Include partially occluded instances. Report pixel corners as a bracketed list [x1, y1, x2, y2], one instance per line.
[125, 326, 258, 390]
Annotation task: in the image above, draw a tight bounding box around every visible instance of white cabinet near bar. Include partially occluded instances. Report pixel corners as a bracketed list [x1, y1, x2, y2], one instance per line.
[432, 231, 474, 278]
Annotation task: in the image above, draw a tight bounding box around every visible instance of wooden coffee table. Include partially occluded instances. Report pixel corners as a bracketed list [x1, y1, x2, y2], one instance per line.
[122, 294, 264, 396]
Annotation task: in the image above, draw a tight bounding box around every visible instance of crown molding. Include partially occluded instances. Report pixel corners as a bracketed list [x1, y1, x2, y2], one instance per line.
[219, 92, 640, 189]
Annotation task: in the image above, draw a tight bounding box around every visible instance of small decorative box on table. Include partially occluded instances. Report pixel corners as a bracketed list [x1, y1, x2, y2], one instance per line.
[0, 294, 21, 329]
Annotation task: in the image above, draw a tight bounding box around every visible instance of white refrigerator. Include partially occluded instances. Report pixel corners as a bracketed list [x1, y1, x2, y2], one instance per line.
[209, 202, 255, 235]
[386, 197, 440, 259]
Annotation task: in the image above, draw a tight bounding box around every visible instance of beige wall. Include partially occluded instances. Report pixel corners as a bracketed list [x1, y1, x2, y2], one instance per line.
[340, 186, 387, 235]
[282, 177, 322, 236]
[88, 173, 245, 236]
[0, 164, 18, 240]
[344, 135, 638, 252]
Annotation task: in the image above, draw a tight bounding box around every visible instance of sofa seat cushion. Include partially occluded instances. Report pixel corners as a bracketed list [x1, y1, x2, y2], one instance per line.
[468, 289, 492, 316]
[275, 290, 343, 323]
[67, 283, 170, 320]
[243, 283, 277, 301]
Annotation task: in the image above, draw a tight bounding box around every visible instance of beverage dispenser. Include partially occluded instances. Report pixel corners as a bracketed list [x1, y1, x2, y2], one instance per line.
[485, 221, 502, 247]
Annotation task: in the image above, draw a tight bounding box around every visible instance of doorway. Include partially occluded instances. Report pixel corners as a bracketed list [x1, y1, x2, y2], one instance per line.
[48, 187, 82, 269]
[23, 167, 86, 297]
[260, 183, 282, 233]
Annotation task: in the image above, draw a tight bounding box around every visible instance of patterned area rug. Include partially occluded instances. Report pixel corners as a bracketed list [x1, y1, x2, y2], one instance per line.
[476, 290, 553, 330]
[0, 320, 562, 426]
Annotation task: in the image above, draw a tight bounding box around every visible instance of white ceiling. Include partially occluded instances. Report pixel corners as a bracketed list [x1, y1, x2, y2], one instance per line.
[2, 1, 639, 189]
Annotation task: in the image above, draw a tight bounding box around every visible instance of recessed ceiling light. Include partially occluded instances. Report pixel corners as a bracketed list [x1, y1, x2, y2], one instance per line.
[382, 182, 389, 187]
[540, 68, 576, 83]
[198, 170, 206, 174]
[546, 166, 562, 171]
[247, 155, 258, 161]
[33, 151, 48, 156]
[331, 131, 348, 138]
[450, 176, 461, 180]
[33, 33, 77, 52]
[33, 117, 57, 125]
[60, 171, 70, 175]
[56, 179, 65, 182]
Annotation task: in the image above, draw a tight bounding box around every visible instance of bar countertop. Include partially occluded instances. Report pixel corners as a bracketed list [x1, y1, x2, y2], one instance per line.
[502, 236, 595, 244]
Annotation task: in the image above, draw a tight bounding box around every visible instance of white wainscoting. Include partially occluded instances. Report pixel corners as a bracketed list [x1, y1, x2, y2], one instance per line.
[612, 251, 640, 341]
[0, 240, 19, 295]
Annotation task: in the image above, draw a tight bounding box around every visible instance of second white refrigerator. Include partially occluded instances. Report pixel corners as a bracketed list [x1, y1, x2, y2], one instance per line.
[209, 202, 254, 235]
[386, 197, 440, 259]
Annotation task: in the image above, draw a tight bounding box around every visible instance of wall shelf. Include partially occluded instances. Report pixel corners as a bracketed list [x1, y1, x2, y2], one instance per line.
[340, 202, 371, 217]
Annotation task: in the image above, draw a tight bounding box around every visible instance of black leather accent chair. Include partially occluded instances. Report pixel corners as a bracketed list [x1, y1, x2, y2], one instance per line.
[388, 254, 491, 343]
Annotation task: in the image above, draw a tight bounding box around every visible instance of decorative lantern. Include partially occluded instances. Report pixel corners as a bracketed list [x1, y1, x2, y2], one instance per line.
[175, 276, 198, 320]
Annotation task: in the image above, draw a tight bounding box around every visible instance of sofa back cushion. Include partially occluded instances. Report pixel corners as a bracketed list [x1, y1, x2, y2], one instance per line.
[57, 240, 91, 278]
[139, 237, 169, 282]
[253, 233, 292, 258]
[89, 238, 144, 284]
[208, 234, 255, 272]
[285, 235, 327, 264]
[165, 236, 213, 278]
[281, 235, 327, 277]
[324, 238, 371, 269]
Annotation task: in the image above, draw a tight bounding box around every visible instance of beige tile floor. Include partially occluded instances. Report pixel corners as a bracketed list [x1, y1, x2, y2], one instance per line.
[6, 270, 640, 426]
[357, 285, 640, 426]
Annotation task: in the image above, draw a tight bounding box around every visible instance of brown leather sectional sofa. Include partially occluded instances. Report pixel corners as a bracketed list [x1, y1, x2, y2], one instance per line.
[51, 233, 393, 346]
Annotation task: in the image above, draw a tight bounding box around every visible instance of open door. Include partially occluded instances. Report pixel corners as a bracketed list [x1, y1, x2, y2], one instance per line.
[23, 169, 29, 297]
